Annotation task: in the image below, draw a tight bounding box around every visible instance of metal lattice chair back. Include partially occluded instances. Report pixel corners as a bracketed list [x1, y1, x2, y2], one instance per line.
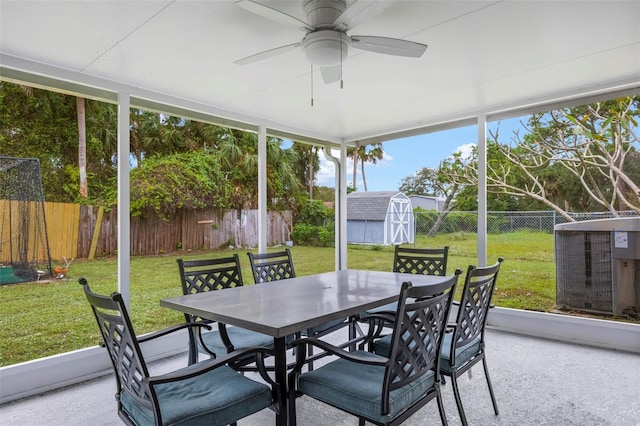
[440, 258, 503, 426]
[289, 272, 460, 425]
[177, 255, 244, 324]
[247, 249, 296, 283]
[383, 274, 459, 414]
[177, 255, 271, 366]
[454, 258, 503, 349]
[178, 255, 244, 295]
[80, 278, 152, 410]
[80, 278, 278, 426]
[393, 245, 449, 276]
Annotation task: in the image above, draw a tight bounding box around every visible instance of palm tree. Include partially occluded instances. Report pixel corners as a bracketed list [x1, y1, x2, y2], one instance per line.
[214, 129, 301, 211]
[76, 97, 87, 198]
[292, 142, 319, 199]
[358, 143, 384, 191]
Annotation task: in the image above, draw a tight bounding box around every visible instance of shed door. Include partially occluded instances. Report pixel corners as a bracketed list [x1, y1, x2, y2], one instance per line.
[389, 198, 413, 244]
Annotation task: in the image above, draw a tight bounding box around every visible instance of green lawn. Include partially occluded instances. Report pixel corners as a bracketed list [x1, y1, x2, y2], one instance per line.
[0, 231, 604, 366]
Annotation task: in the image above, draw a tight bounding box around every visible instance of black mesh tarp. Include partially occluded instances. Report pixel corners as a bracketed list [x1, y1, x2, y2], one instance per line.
[0, 156, 52, 283]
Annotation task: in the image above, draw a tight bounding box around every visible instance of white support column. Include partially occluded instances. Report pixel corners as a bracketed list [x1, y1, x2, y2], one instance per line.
[338, 144, 348, 270]
[258, 125, 267, 253]
[117, 93, 131, 307]
[323, 148, 344, 270]
[477, 114, 488, 267]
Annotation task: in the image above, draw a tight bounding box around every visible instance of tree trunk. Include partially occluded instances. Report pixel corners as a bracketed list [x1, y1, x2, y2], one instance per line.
[76, 97, 87, 198]
[352, 150, 358, 190]
[428, 183, 457, 236]
[360, 157, 367, 191]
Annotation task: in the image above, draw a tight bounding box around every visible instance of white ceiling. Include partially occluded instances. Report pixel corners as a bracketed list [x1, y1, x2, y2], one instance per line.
[1, 0, 639, 146]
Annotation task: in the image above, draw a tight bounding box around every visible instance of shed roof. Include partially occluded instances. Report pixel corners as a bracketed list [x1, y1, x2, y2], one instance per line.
[347, 191, 404, 221]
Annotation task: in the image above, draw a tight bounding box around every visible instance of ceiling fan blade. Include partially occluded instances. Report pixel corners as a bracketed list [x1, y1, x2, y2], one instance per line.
[235, 0, 314, 32]
[350, 36, 427, 57]
[333, 0, 398, 32]
[320, 65, 342, 84]
[235, 42, 301, 65]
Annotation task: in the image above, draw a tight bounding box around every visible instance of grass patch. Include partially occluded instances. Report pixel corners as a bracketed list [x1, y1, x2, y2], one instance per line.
[0, 231, 632, 367]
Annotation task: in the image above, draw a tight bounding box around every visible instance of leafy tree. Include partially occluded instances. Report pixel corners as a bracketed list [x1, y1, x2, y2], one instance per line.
[0, 82, 79, 201]
[0, 82, 123, 203]
[291, 198, 334, 246]
[211, 129, 301, 212]
[399, 165, 450, 197]
[294, 198, 330, 226]
[446, 97, 640, 220]
[399, 151, 467, 235]
[125, 150, 234, 219]
[313, 186, 335, 202]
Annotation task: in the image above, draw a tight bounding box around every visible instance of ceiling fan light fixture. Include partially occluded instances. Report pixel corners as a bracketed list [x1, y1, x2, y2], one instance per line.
[302, 30, 350, 66]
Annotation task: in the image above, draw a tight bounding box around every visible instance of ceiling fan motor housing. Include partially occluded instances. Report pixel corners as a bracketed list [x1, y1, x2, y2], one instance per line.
[303, 0, 346, 28]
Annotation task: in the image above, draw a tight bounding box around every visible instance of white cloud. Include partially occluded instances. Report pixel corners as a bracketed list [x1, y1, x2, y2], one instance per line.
[316, 154, 335, 186]
[452, 143, 475, 161]
[315, 148, 395, 189]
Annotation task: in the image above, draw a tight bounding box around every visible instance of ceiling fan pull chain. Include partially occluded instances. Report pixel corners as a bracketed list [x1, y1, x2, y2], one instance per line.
[340, 33, 344, 89]
[311, 64, 314, 107]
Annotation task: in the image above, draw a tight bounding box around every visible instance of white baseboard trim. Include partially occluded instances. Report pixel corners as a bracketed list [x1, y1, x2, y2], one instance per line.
[0, 329, 188, 405]
[1, 310, 639, 405]
[487, 307, 640, 353]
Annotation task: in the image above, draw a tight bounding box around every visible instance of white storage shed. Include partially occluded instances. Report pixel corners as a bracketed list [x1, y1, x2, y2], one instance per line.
[347, 191, 414, 245]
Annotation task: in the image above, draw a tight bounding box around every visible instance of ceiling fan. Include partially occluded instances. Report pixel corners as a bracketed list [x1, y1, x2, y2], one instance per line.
[234, 0, 428, 84]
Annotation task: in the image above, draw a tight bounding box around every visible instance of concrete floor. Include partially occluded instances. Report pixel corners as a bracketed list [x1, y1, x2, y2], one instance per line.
[1, 328, 639, 426]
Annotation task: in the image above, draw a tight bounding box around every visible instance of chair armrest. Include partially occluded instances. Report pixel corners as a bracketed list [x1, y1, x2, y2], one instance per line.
[357, 312, 395, 350]
[137, 322, 212, 344]
[359, 312, 396, 324]
[147, 346, 277, 386]
[290, 337, 387, 367]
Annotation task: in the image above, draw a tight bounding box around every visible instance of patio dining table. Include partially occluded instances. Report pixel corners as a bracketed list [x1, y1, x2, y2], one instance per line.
[160, 268, 452, 426]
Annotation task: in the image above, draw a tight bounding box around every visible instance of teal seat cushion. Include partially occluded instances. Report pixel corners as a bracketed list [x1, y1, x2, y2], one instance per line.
[200, 326, 274, 358]
[361, 302, 398, 318]
[120, 364, 272, 426]
[372, 333, 482, 373]
[297, 350, 436, 424]
[439, 333, 481, 372]
[303, 318, 348, 336]
[371, 334, 392, 357]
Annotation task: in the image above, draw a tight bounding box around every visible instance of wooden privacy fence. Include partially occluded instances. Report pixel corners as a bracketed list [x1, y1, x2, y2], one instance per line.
[1, 202, 293, 261]
[0, 200, 80, 264]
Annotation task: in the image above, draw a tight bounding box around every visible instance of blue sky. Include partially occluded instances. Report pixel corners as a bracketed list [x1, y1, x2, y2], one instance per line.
[315, 115, 530, 192]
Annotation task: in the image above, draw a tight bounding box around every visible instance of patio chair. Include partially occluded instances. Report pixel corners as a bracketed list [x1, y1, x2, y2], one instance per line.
[79, 277, 278, 426]
[247, 248, 296, 283]
[364, 245, 450, 316]
[394, 245, 449, 275]
[287, 271, 461, 426]
[247, 248, 354, 369]
[439, 258, 503, 426]
[177, 255, 274, 366]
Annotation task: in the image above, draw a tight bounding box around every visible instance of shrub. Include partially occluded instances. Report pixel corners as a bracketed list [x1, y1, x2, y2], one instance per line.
[291, 223, 318, 245]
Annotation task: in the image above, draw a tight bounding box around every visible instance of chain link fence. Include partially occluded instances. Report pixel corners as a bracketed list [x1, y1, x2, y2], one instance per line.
[344, 210, 639, 244]
[414, 210, 639, 236]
